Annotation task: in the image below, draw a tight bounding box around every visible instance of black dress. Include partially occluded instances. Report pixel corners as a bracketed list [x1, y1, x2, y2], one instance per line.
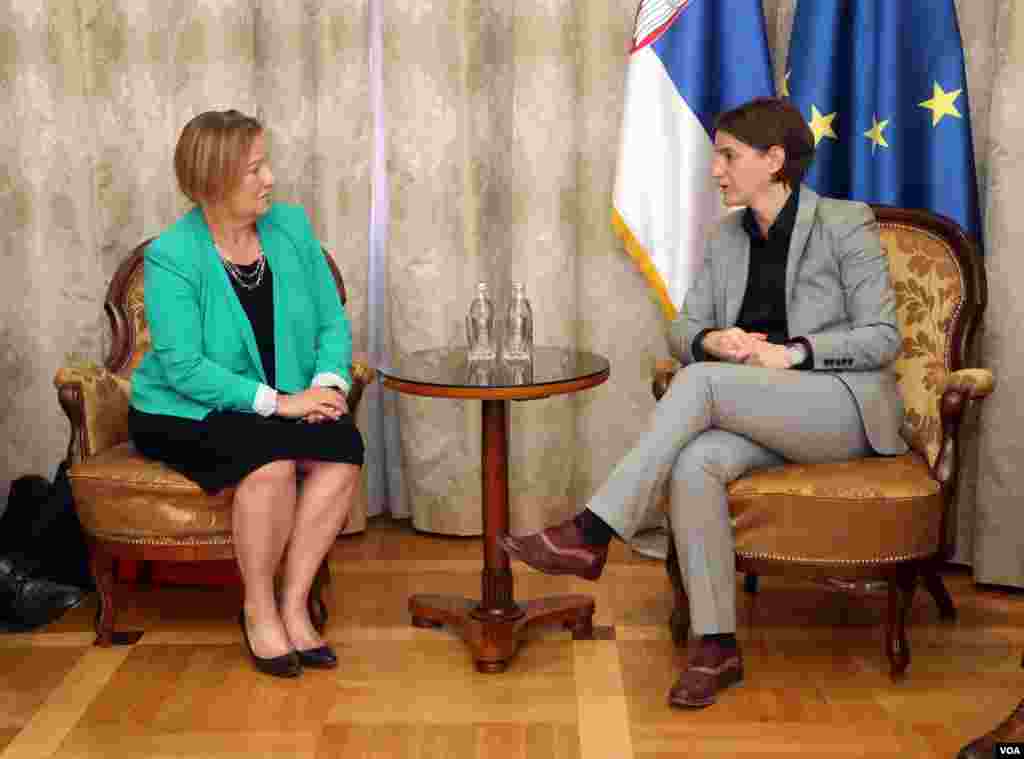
[128, 258, 364, 494]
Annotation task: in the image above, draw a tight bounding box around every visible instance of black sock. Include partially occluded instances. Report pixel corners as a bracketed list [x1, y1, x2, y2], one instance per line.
[573, 509, 615, 547]
[703, 633, 736, 647]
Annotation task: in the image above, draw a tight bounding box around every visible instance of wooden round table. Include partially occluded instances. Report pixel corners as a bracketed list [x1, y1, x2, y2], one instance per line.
[378, 346, 610, 672]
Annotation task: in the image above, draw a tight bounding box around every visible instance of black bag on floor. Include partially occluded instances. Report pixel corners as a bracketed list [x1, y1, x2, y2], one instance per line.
[2, 461, 93, 591]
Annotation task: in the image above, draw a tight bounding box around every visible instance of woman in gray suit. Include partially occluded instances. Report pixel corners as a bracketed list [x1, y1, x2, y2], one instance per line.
[502, 97, 906, 708]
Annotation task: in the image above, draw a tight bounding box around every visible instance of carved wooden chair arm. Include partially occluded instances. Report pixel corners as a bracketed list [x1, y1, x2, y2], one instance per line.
[942, 368, 994, 401]
[53, 365, 131, 465]
[933, 367, 996, 494]
[347, 357, 376, 416]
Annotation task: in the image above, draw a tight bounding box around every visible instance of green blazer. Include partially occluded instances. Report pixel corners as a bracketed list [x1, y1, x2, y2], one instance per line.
[131, 203, 352, 420]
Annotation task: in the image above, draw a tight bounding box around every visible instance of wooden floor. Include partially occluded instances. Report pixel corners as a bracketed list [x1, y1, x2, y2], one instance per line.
[1, 516, 1021, 758]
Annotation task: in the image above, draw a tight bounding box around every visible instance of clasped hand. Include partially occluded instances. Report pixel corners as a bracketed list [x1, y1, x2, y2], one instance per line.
[702, 328, 792, 369]
[276, 386, 348, 423]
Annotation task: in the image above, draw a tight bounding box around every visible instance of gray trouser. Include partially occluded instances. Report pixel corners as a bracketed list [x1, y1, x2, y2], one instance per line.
[588, 362, 871, 635]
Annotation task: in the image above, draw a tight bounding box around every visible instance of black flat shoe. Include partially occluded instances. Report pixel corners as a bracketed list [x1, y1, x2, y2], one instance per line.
[238, 612, 301, 678]
[296, 644, 338, 669]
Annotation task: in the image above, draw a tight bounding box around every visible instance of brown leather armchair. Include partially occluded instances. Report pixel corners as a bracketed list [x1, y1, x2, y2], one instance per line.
[53, 240, 374, 646]
[654, 206, 993, 678]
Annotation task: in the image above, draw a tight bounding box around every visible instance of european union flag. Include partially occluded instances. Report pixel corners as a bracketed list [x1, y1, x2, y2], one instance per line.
[786, 1, 981, 243]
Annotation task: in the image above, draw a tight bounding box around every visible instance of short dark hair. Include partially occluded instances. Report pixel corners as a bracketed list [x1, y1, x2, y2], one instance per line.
[714, 97, 815, 187]
[174, 109, 264, 205]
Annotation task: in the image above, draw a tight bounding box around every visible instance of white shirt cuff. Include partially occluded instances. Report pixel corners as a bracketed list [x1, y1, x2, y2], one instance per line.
[254, 384, 278, 417]
[312, 372, 350, 395]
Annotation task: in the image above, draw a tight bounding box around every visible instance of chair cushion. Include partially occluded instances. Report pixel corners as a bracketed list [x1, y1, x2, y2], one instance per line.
[727, 454, 943, 567]
[69, 443, 235, 544]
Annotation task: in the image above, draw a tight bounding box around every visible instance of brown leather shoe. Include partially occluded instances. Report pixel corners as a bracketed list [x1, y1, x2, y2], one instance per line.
[957, 698, 1024, 759]
[668, 638, 744, 709]
[499, 518, 608, 581]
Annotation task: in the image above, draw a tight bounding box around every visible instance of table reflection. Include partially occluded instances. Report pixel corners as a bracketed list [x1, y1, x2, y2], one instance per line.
[466, 357, 534, 386]
[381, 346, 608, 391]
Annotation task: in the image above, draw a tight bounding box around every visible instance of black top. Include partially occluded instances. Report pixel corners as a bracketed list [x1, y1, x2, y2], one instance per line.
[692, 190, 812, 368]
[734, 189, 799, 345]
[227, 259, 276, 388]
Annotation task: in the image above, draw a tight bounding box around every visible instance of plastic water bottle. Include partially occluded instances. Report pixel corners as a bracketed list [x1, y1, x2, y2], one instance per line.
[508, 360, 533, 385]
[502, 282, 533, 362]
[466, 282, 496, 361]
[467, 361, 492, 386]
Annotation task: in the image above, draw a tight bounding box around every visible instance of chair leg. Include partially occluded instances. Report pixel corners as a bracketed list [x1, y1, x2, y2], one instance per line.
[921, 567, 956, 621]
[309, 559, 331, 634]
[885, 571, 917, 678]
[136, 560, 153, 589]
[665, 537, 688, 647]
[88, 545, 144, 647]
[89, 547, 116, 647]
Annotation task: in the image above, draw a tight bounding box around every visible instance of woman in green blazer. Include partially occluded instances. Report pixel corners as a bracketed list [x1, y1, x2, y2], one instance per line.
[130, 110, 363, 678]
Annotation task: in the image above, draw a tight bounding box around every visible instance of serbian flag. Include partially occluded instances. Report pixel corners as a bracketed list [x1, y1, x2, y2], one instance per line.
[613, 0, 775, 320]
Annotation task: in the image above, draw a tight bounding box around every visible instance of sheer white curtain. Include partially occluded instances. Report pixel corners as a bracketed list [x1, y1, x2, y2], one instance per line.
[363, 0, 407, 519]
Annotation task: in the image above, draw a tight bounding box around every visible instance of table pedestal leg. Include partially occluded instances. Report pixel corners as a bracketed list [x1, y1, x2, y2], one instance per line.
[409, 398, 595, 672]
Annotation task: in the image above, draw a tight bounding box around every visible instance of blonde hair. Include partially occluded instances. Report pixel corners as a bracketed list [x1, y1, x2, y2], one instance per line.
[173, 109, 263, 205]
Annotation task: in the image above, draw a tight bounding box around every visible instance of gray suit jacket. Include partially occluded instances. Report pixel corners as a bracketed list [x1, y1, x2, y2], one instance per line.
[670, 185, 908, 455]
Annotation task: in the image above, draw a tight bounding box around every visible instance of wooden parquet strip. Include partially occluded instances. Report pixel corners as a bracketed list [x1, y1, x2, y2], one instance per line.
[52, 725, 322, 759]
[0, 518, 1021, 759]
[0, 646, 84, 729]
[574, 640, 634, 759]
[324, 641, 578, 726]
[630, 720, 935, 758]
[0, 633, 94, 649]
[1, 647, 130, 759]
[0, 730, 18, 755]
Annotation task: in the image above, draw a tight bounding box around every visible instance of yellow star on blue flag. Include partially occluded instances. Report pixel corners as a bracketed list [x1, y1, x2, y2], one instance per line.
[919, 82, 963, 126]
[808, 105, 838, 146]
[786, 1, 981, 242]
[863, 114, 890, 152]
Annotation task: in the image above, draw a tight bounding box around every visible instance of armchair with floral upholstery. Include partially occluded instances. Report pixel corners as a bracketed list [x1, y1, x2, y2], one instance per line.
[654, 205, 993, 677]
[53, 240, 374, 646]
